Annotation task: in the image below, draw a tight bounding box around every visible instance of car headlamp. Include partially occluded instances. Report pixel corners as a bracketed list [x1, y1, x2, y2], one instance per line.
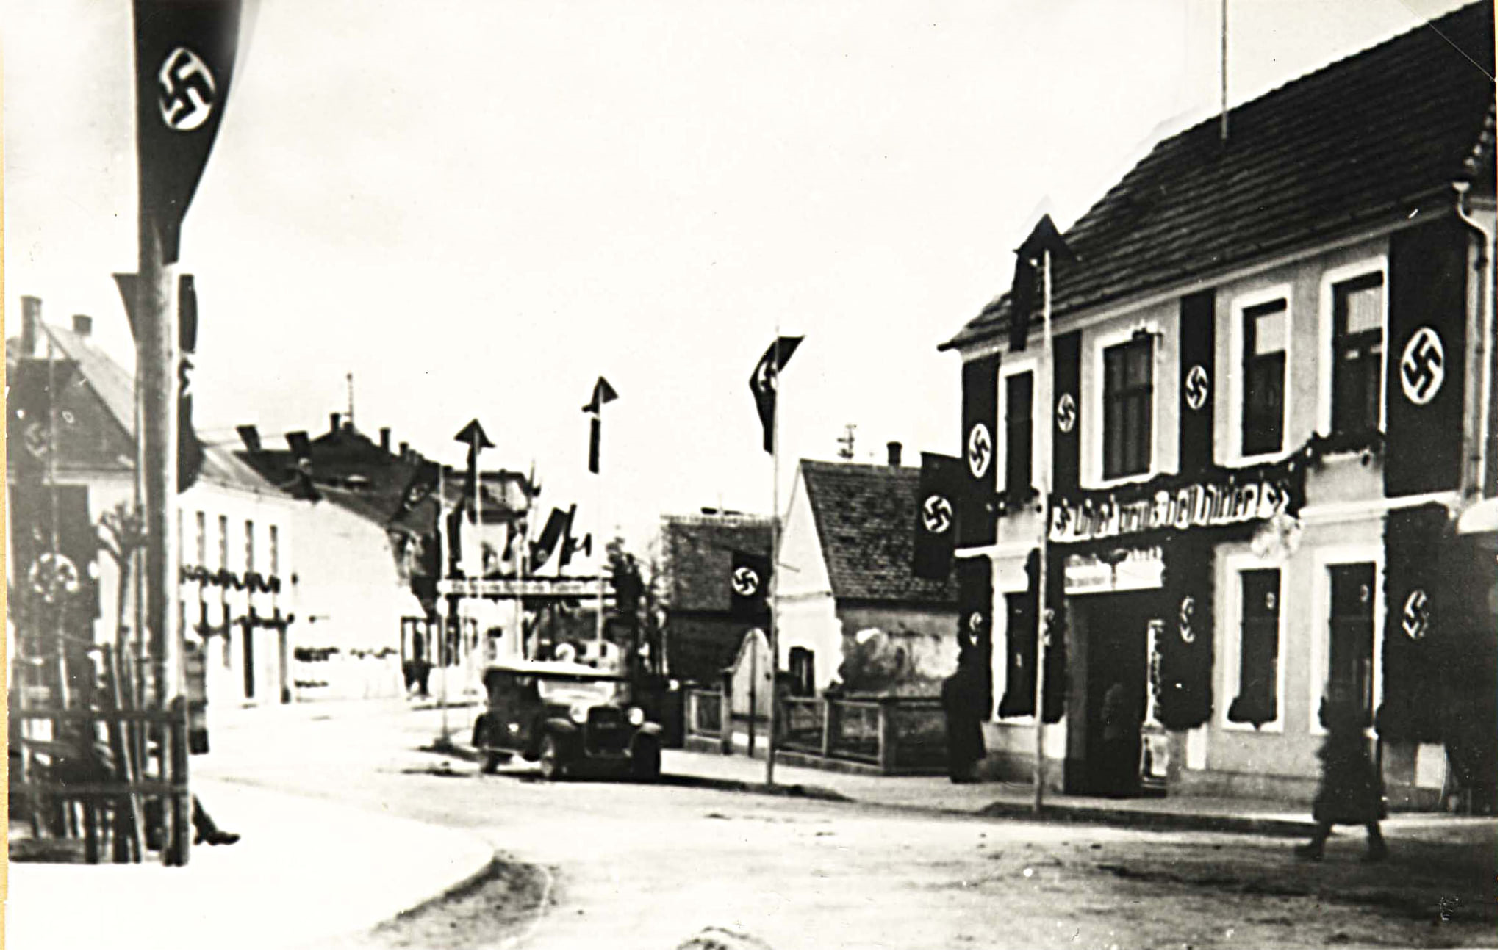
[628, 707, 645, 727]
[569, 703, 588, 725]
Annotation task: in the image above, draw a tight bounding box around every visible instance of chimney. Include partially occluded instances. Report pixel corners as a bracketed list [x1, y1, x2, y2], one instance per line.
[329, 412, 342, 435]
[72, 314, 93, 338]
[399, 441, 410, 459]
[236, 424, 263, 454]
[21, 296, 41, 357]
[379, 427, 392, 453]
[886, 441, 903, 467]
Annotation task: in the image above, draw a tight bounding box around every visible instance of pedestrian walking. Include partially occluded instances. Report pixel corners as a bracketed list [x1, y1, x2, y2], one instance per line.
[1296, 687, 1388, 862]
[941, 644, 987, 784]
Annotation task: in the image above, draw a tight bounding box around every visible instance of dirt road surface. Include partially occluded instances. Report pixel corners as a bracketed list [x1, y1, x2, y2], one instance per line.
[203, 702, 1496, 950]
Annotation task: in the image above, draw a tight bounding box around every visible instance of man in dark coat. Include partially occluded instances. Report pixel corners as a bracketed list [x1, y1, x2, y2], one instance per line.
[941, 645, 988, 784]
[1296, 690, 1388, 861]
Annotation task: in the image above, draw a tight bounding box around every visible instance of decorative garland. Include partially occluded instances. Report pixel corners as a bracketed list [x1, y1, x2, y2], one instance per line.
[180, 565, 282, 594]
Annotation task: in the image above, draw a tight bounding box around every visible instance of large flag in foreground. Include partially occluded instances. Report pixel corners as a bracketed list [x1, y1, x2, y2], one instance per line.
[134, 0, 243, 263]
[749, 336, 803, 454]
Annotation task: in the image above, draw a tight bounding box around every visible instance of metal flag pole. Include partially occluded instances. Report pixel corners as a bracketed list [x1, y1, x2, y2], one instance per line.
[1033, 247, 1054, 814]
[436, 463, 450, 748]
[595, 400, 607, 644]
[766, 334, 782, 787]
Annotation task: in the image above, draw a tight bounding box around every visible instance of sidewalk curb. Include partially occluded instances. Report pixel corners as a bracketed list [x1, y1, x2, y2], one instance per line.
[416, 742, 854, 804]
[973, 800, 1317, 838]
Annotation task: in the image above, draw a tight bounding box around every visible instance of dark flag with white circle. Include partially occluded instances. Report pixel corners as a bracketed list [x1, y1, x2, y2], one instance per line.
[749, 336, 804, 455]
[956, 556, 994, 718]
[730, 549, 771, 619]
[913, 452, 962, 581]
[1386, 220, 1467, 497]
[959, 352, 999, 548]
[1377, 503, 1446, 743]
[133, 0, 243, 263]
[1177, 289, 1216, 476]
[1052, 330, 1082, 496]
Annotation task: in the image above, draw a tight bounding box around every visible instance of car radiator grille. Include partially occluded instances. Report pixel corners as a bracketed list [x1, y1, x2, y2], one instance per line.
[585, 707, 630, 755]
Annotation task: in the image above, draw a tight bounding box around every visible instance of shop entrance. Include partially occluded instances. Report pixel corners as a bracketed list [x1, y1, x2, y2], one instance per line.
[1080, 590, 1154, 798]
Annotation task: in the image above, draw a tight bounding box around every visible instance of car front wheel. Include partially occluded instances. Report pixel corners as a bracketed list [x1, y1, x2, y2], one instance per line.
[538, 734, 566, 781]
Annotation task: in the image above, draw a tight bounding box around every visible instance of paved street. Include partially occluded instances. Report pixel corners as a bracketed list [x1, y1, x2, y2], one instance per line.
[193, 701, 1496, 950]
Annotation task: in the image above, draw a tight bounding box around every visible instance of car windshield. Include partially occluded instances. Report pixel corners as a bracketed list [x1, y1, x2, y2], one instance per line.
[537, 678, 618, 705]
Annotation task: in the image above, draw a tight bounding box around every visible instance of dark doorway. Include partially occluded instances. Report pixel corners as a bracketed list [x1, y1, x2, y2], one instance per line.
[1082, 591, 1154, 797]
[242, 623, 256, 700]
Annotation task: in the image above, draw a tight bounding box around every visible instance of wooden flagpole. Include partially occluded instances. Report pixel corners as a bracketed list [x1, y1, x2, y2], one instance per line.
[766, 335, 781, 787]
[1033, 247, 1053, 814]
[436, 463, 451, 747]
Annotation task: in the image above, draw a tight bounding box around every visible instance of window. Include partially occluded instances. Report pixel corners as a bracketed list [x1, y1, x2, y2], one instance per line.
[788, 647, 815, 697]
[1331, 273, 1383, 437]
[195, 512, 206, 566]
[217, 516, 228, 570]
[1228, 569, 1281, 725]
[244, 520, 256, 574]
[1102, 335, 1153, 479]
[269, 525, 279, 577]
[1242, 300, 1287, 456]
[1004, 371, 1033, 494]
[1327, 563, 1376, 721]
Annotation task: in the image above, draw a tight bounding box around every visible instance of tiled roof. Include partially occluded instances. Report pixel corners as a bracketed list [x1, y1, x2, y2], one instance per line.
[662, 514, 773, 613]
[665, 614, 756, 684]
[799, 460, 956, 605]
[943, 1, 1496, 352]
[42, 325, 279, 496]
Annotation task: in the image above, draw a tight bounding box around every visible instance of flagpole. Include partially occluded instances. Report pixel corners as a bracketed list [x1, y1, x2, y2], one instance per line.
[1033, 247, 1053, 814]
[595, 401, 607, 644]
[767, 335, 781, 788]
[136, 219, 188, 863]
[437, 463, 451, 748]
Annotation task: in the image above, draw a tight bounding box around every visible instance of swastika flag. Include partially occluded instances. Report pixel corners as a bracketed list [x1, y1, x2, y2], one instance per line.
[134, 0, 243, 263]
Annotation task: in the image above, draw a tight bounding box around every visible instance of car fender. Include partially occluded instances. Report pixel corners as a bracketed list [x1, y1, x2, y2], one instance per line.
[543, 718, 579, 737]
[634, 722, 663, 738]
[471, 713, 491, 748]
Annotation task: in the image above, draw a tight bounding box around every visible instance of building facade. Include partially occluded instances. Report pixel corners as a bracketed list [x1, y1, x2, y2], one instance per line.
[941, 3, 1496, 807]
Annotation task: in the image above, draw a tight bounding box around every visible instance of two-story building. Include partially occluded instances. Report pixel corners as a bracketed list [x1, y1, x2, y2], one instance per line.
[941, 2, 1496, 809]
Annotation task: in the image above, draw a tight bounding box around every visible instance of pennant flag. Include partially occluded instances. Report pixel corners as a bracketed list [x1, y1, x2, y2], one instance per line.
[959, 353, 999, 547]
[392, 458, 440, 522]
[453, 419, 493, 520]
[134, 0, 244, 264]
[583, 377, 618, 475]
[730, 549, 771, 619]
[557, 506, 582, 568]
[530, 507, 568, 570]
[1007, 214, 1075, 353]
[177, 274, 204, 492]
[912, 452, 962, 580]
[284, 431, 320, 502]
[749, 336, 803, 454]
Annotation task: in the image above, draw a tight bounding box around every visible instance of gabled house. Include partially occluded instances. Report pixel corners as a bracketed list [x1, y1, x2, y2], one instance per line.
[660, 511, 773, 685]
[7, 302, 296, 711]
[777, 448, 958, 695]
[941, 1, 1495, 808]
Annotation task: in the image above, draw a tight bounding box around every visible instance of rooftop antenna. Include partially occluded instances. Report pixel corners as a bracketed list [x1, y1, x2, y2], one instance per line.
[345, 372, 355, 430]
[838, 423, 857, 460]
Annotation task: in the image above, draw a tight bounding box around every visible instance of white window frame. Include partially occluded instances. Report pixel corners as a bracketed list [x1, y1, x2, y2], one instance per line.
[997, 355, 1040, 496]
[1218, 550, 1289, 734]
[1308, 544, 1384, 737]
[1227, 283, 1294, 465]
[1317, 256, 1389, 439]
[1089, 318, 1164, 487]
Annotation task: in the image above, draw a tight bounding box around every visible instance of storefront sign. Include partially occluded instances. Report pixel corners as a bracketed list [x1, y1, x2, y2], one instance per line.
[438, 576, 611, 600]
[1063, 546, 1165, 594]
[1049, 464, 1297, 545]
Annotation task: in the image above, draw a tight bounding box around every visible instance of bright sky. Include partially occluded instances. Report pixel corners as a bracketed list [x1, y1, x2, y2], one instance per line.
[4, 0, 1472, 551]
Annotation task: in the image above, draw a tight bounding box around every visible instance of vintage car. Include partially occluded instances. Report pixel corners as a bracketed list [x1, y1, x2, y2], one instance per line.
[470, 658, 663, 781]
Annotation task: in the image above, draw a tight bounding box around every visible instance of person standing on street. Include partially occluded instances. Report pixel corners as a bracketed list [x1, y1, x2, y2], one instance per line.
[1296, 686, 1388, 862]
[941, 644, 987, 784]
